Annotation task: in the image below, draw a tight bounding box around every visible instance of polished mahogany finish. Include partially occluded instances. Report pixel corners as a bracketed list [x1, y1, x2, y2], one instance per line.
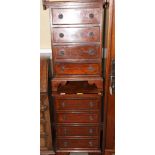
[52, 27, 100, 43]
[56, 112, 100, 123]
[52, 45, 100, 60]
[52, 8, 101, 25]
[51, 77, 103, 92]
[40, 54, 55, 155]
[103, 0, 115, 155]
[56, 125, 100, 137]
[57, 138, 100, 149]
[55, 99, 101, 111]
[41, 0, 112, 155]
[54, 63, 101, 75]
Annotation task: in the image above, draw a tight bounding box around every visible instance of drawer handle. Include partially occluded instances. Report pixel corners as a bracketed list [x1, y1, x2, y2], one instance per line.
[89, 32, 94, 37]
[89, 13, 94, 19]
[88, 49, 96, 55]
[61, 66, 65, 72]
[40, 105, 47, 111]
[61, 102, 65, 107]
[63, 115, 67, 121]
[64, 128, 67, 135]
[89, 128, 93, 134]
[59, 33, 64, 38]
[58, 13, 63, 19]
[89, 101, 94, 107]
[63, 141, 68, 147]
[89, 141, 93, 147]
[88, 66, 95, 72]
[89, 115, 94, 121]
[59, 50, 65, 56]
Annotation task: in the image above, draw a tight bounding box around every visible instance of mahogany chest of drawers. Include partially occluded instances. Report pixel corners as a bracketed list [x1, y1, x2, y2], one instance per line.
[41, 0, 113, 155]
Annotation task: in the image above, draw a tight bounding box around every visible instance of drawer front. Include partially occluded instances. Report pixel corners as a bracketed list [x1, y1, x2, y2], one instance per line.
[53, 45, 100, 59]
[57, 138, 99, 149]
[57, 126, 100, 137]
[53, 27, 100, 43]
[55, 99, 100, 110]
[54, 63, 101, 75]
[56, 112, 100, 123]
[52, 8, 101, 24]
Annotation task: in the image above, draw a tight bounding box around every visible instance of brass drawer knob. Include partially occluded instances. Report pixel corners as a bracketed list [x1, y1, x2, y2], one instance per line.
[61, 102, 65, 107]
[59, 33, 64, 38]
[89, 101, 94, 107]
[89, 13, 94, 19]
[61, 66, 65, 71]
[64, 128, 67, 135]
[59, 50, 65, 56]
[58, 14, 63, 19]
[88, 66, 94, 71]
[89, 141, 93, 147]
[89, 32, 94, 37]
[89, 115, 94, 121]
[88, 49, 95, 55]
[89, 128, 93, 134]
[63, 115, 67, 121]
[63, 141, 68, 147]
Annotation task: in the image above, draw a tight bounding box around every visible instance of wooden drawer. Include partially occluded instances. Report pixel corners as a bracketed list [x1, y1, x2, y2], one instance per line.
[57, 138, 99, 149]
[55, 99, 100, 110]
[56, 112, 100, 123]
[54, 63, 101, 75]
[53, 45, 100, 60]
[52, 8, 101, 24]
[56, 125, 100, 137]
[52, 27, 100, 43]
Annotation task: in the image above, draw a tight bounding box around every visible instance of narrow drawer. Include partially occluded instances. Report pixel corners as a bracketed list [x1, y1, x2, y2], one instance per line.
[57, 138, 99, 149]
[54, 63, 101, 75]
[56, 125, 100, 137]
[53, 45, 100, 59]
[52, 27, 100, 43]
[52, 8, 101, 24]
[55, 99, 100, 110]
[56, 112, 100, 123]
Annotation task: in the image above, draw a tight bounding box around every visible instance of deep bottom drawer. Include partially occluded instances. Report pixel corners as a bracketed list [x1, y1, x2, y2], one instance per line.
[57, 138, 99, 149]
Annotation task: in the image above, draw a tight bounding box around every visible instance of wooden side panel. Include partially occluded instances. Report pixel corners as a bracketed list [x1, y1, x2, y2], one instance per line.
[103, 0, 115, 154]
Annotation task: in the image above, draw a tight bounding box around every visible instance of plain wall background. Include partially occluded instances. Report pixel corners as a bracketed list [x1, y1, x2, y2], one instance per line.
[40, 0, 51, 49]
